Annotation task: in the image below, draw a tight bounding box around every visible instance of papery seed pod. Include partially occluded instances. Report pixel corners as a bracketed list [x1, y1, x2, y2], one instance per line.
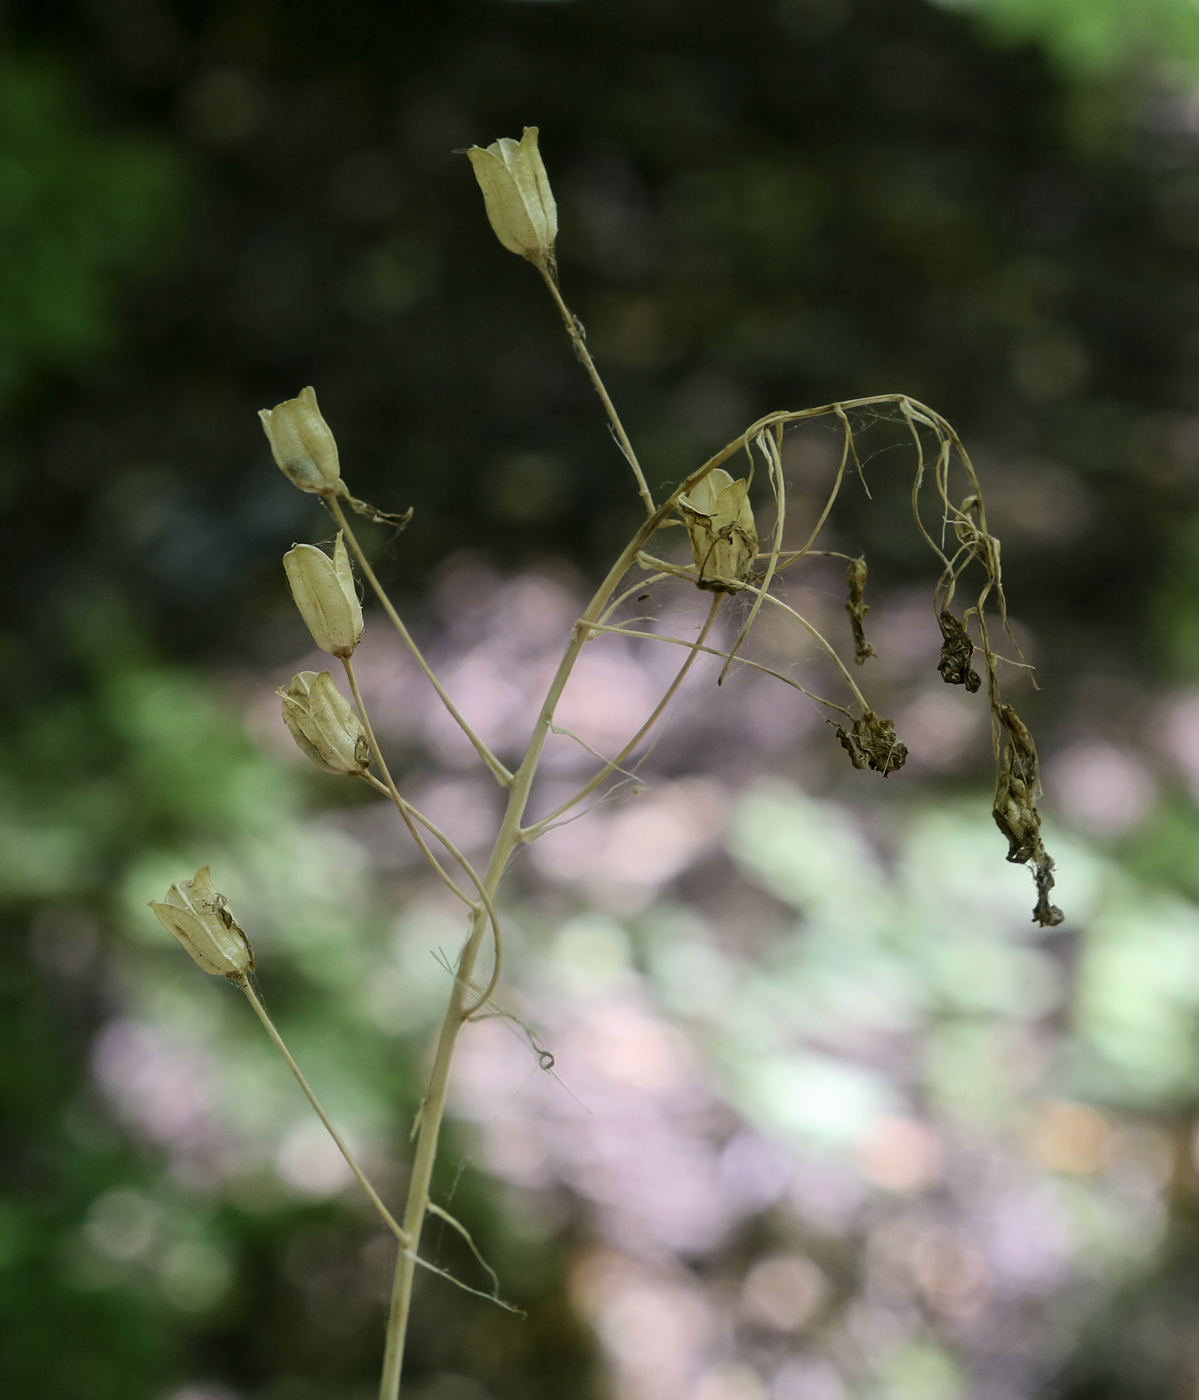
[835, 710, 908, 776]
[283, 533, 363, 657]
[466, 127, 558, 268]
[149, 866, 255, 979]
[678, 468, 758, 592]
[259, 386, 345, 496]
[279, 670, 371, 775]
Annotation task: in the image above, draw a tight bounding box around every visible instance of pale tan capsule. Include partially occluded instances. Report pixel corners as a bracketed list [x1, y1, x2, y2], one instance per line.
[149, 866, 255, 979]
[678, 468, 758, 591]
[279, 670, 371, 775]
[283, 533, 363, 657]
[466, 127, 557, 267]
[258, 385, 345, 496]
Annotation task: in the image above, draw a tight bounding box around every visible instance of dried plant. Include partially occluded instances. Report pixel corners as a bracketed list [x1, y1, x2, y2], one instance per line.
[149, 125, 1062, 1398]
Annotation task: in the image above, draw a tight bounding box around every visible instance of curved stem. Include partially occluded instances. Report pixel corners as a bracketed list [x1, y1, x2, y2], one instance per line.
[343, 657, 472, 906]
[523, 594, 723, 837]
[327, 498, 514, 787]
[343, 658, 504, 1010]
[582, 621, 852, 719]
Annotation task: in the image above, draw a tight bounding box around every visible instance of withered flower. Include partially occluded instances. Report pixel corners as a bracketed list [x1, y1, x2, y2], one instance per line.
[835, 711, 908, 776]
[283, 533, 363, 657]
[937, 610, 981, 693]
[280, 670, 371, 776]
[678, 468, 758, 592]
[149, 867, 255, 979]
[466, 127, 557, 269]
[845, 557, 875, 665]
[991, 703, 1063, 927]
[259, 386, 345, 497]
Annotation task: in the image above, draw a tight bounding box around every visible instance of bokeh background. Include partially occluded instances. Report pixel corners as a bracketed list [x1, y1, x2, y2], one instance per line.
[11, 1, 1199, 1397]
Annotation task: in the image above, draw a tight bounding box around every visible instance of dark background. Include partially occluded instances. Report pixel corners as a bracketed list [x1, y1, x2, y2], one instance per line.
[7, 1, 1199, 1397]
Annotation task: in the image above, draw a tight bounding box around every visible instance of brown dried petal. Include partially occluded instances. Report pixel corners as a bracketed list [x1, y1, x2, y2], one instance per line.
[937, 610, 980, 693]
[992, 706, 1063, 927]
[835, 710, 907, 776]
[845, 558, 875, 666]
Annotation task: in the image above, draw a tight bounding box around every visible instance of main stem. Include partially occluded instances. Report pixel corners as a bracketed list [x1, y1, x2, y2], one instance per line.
[377, 503, 678, 1399]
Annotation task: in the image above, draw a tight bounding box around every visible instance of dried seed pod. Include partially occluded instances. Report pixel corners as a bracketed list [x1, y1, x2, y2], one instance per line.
[678, 468, 758, 592]
[835, 710, 908, 776]
[466, 127, 557, 268]
[937, 610, 980, 692]
[991, 703, 1063, 927]
[845, 557, 875, 665]
[283, 533, 363, 657]
[279, 670, 371, 775]
[149, 866, 255, 979]
[259, 386, 345, 496]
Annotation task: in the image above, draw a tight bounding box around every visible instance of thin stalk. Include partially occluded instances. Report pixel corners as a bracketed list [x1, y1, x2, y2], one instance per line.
[344, 657, 504, 1010]
[538, 267, 655, 515]
[523, 594, 723, 837]
[343, 657, 472, 907]
[239, 978, 408, 1244]
[583, 621, 852, 718]
[637, 550, 873, 714]
[328, 498, 514, 787]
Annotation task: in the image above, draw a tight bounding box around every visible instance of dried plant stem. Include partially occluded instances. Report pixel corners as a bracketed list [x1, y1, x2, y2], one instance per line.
[585, 621, 852, 717]
[328, 498, 514, 788]
[637, 550, 873, 713]
[524, 594, 723, 836]
[537, 266, 655, 516]
[239, 978, 408, 1244]
[379, 493, 703, 1399]
[343, 657, 504, 1010]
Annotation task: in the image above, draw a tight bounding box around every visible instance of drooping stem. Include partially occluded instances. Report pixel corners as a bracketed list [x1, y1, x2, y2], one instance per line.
[328, 497, 514, 787]
[538, 267, 655, 516]
[239, 979, 408, 1245]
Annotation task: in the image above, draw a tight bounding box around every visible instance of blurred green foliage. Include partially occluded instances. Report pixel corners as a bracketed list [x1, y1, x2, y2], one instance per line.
[0, 55, 181, 407]
[936, 0, 1199, 78]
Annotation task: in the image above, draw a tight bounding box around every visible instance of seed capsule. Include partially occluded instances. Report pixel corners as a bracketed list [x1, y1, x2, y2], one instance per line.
[279, 670, 371, 775]
[259, 386, 345, 496]
[466, 127, 558, 268]
[283, 533, 363, 657]
[678, 468, 758, 591]
[149, 867, 255, 979]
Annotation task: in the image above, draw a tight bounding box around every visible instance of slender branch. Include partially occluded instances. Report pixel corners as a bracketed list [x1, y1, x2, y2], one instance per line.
[523, 594, 723, 837]
[238, 979, 408, 1245]
[343, 657, 472, 906]
[636, 549, 872, 714]
[538, 267, 655, 515]
[583, 621, 852, 718]
[344, 658, 504, 1014]
[327, 497, 514, 787]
